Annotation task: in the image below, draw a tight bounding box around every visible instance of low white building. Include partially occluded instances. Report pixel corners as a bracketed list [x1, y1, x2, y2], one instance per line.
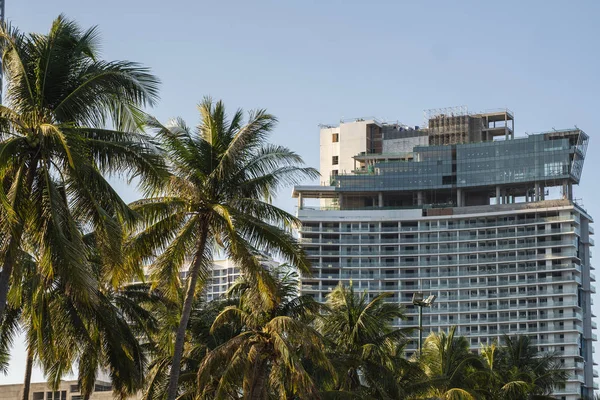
[0, 380, 138, 400]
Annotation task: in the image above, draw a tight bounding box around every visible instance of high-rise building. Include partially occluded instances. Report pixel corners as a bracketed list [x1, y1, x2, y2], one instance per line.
[293, 107, 596, 399]
[176, 254, 279, 301]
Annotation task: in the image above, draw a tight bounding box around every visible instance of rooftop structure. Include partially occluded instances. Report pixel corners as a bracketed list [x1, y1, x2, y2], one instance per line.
[293, 107, 596, 399]
[298, 108, 587, 211]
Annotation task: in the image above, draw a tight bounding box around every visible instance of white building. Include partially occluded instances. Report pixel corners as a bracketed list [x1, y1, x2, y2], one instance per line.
[178, 255, 279, 301]
[0, 380, 135, 400]
[293, 108, 596, 399]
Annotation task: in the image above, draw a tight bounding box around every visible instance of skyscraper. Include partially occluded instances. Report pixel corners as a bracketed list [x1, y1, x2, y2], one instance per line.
[293, 107, 595, 399]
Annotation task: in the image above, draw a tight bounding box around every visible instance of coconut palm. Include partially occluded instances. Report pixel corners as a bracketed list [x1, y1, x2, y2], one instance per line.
[143, 295, 237, 400]
[0, 14, 166, 320]
[196, 267, 332, 399]
[472, 342, 532, 400]
[487, 335, 567, 399]
[418, 326, 482, 400]
[11, 252, 160, 399]
[128, 97, 317, 399]
[318, 283, 413, 398]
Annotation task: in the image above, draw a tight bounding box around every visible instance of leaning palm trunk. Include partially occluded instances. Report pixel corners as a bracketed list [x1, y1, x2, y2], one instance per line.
[165, 225, 208, 400]
[244, 356, 269, 400]
[21, 345, 34, 400]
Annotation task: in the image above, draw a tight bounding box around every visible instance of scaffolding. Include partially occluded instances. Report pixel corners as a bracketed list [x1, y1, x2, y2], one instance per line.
[423, 106, 515, 145]
[424, 105, 470, 146]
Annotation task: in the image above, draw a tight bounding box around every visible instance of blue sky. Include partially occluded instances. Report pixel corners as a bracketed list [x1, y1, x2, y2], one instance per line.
[3, 0, 600, 384]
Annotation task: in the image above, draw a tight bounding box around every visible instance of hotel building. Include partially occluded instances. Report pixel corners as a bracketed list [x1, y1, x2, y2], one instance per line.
[293, 107, 595, 399]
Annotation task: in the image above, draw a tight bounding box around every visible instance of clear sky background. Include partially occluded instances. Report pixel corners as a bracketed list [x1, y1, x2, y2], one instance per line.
[2, 0, 600, 385]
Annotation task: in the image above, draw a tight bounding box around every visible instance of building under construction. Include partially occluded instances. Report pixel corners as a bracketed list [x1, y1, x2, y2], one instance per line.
[295, 106, 595, 399]
[426, 106, 514, 145]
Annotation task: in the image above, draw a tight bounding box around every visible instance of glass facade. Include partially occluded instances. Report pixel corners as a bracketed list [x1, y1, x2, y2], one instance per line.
[334, 131, 587, 192]
[456, 135, 572, 187]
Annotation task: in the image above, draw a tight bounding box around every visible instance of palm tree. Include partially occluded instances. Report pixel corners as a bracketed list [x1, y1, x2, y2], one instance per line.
[418, 326, 482, 400]
[143, 295, 237, 400]
[473, 342, 532, 400]
[13, 236, 162, 400]
[196, 267, 332, 399]
[318, 283, 413, 398]
[128, 97, 317, 399]
[0, 15, 166, 320]
[489, 335, 567, 399]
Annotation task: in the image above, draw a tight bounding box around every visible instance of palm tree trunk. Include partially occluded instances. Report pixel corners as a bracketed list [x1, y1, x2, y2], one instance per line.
[21, 345, 34, 400]
[244, 355, 267, 400]
[0, 160, 38, 319]
[244, 356, 268, 400]
[166, 225, 208, 400]
[0, 233, 24, 319]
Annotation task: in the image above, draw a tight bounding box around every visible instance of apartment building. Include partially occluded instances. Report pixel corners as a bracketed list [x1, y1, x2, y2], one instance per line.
[177, 254, 279, 301]
[293, 107, 596, 399]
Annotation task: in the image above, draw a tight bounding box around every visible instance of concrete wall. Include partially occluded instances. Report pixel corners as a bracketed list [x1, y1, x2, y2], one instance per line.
[338, 121, 370, 175]
[319, 126, 340, 185]
[320, 121, 374, 183]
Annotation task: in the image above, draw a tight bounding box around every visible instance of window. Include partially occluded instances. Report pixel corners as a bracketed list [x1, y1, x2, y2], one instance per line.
[331, 170, 338, 176]
[94, 384, 112, 392]
[33, 393, 44, 400]
[332, 156, 339, 165]
[332, 133, 339, 143]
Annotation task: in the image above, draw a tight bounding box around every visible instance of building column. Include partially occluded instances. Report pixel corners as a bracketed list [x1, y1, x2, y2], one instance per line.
[562, 180, 568, 200]
[298, 193, 303, 210]
[496, 186, 501, 205]
[540, 185, 545, 200]
[338, 193, 343, 209]
[457, 189, 462, 207]
[568, 181, 573, 201]
[378, 192, 383, 208]
[534, 182, 540, 202]
[417, 191, 423, 206]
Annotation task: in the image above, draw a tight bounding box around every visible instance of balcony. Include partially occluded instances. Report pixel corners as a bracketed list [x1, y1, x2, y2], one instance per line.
[567, 373, 585, 382]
